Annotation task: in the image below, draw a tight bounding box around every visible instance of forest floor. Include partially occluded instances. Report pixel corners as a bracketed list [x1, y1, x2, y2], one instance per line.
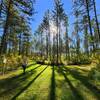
[0, 62, 100, 100]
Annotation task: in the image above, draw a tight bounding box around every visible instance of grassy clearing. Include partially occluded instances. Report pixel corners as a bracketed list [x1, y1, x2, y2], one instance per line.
[0, 63, 99, 100]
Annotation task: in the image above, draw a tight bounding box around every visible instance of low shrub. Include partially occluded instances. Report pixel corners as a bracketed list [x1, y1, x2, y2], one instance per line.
[68, 54, 92, 65]
[88, 63, 100, 81]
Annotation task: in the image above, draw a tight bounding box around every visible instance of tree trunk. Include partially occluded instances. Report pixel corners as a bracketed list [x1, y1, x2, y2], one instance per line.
[65, 22, 70, 61]
[0, 0, 3, 18]
[93, 0, 100, 41]
[46, 30, 48, 59]
[85, 0, 95, 51]
[18, 33, 22, 55]
[0, 0, 12, 54]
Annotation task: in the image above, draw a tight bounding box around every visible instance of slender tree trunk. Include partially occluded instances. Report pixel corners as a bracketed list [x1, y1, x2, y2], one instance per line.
[56, 26, 59, 64]
[13, 26, 17, 55]
[47, 10, 51, 62]
[48, 22, 51, 62]
[93, 0, 100, 41]
[85, 0, 95, 51]
[46, 30, 48, 59]
[83, 16, 89, 56]
[0, 0, 12, 54]
[56, 9, 59, 65]
[41, 32, 43, 61]
[18, 33, 22, 55]
[76, 20, 80, 62]
[52, 36, 55, 64]
[26, 36, 29, 56]
[65, 21, 70, 61]
[84, 27, 89, 56]
[0, 0, 3, 18]
[58, 23, 62, 63]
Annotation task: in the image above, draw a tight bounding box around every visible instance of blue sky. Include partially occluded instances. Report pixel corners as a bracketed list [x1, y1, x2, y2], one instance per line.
[31, 0, 73, 34]
[31, 0, 100, 36]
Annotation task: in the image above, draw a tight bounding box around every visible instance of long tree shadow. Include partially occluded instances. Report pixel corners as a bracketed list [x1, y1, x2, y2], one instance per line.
[11, 66, 48, 100]
[0, 64, 42, 97]
[27, 62, 37, 68]
[57, 66, 84, 100]
[50, 65, 56, 100]
[63, 66, 100, 100]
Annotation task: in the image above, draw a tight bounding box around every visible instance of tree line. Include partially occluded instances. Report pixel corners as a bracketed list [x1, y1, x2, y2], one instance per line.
[33, 0, 100, 65]
[0, 0, 35, 56]
[0, 0, 99, 66]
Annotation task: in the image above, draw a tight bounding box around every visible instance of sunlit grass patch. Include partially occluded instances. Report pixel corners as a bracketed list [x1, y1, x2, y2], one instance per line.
[0, 64, 99, 100]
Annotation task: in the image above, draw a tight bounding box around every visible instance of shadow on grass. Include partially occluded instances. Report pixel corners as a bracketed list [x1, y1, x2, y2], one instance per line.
[0, 64, 42, 97]
[50, 65, 56, 100]
[27, 62, 37, 68]
[11, 66, 48, 100]
[63, 66, 100, 99]
[57, 66, 84, 100]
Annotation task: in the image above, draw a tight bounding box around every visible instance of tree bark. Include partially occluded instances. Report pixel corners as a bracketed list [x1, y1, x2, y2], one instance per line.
[0, 0, 12, 54]
[93, 0, 100, 41]
[85, 0, 95, 51]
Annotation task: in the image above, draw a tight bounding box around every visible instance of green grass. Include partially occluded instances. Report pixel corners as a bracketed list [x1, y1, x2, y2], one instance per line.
[0, 63, 100, 100]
